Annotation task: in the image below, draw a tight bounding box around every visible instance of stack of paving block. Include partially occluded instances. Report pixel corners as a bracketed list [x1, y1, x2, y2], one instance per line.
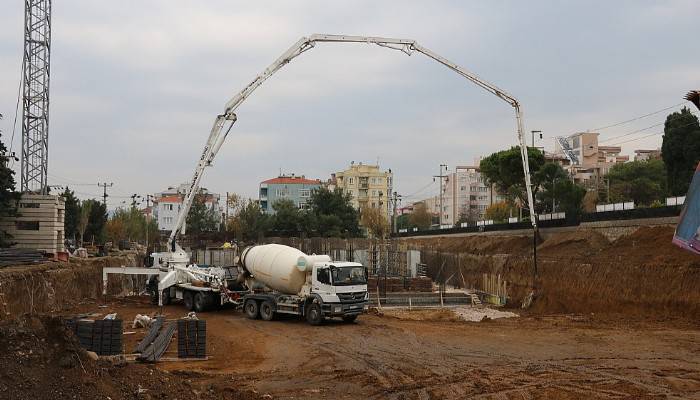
[177, 319, 206, 358]
[68, 319, 123, 356]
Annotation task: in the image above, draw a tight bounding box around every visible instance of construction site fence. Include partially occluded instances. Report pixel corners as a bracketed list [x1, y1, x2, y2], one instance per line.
[395, 205, 682, 237]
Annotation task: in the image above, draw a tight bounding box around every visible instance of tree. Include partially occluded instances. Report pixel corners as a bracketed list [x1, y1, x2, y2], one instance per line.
[485, 202, 511, 223]
[83, 200, 107, 244]
[480, 146, 546, 210]
[270, 199, 303, 235]
[106, 206, 157, 245]
[661, 107, 700, 195]
[541, 179, 586, 217]
[396, 214, 413, 230]
[306, 187, 361, 237]
[456, 205, 480, 226]
[0, 121, 20, 247]
[409, 203, 432, 230]
[534, 162, 585, 216]
[186, 193, 219, 234]
[77, 200, 92, 245]
[105, 216, 127, 244]
[235, 200, 270, 241]
[361, 207, 389, 238]
[607, 159, 667, 206]
[61, 187, 80, 241]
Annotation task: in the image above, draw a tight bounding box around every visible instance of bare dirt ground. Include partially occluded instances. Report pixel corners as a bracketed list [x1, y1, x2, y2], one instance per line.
[58, 296, 700, 400]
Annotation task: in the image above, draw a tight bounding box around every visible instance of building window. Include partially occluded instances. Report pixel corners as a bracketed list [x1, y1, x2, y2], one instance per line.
[276, 188, 290, 197]
[299, 189, 310, 198]
[372, 190, 377, 196]
[20, 203, 40, 208]
[16, 221, 39, 230]
[164, 204, 173, 211]
[349, 177, 354, 185]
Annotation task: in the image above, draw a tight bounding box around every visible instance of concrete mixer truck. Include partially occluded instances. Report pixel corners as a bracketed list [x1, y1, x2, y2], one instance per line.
[238, 244, 369, 325]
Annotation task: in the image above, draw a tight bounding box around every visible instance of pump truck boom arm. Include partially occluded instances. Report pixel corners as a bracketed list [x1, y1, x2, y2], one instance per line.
[167, 34, 537, 253]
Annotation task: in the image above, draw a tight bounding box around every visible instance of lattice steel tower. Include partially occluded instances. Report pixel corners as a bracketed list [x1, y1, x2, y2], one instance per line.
[21, 0, 52, 194]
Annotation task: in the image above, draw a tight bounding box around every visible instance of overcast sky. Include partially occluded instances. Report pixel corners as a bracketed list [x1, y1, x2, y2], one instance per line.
[1, 1, 698, 209]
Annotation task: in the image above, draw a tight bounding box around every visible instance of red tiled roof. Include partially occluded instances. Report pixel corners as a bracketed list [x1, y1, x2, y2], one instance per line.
[157, 195, 183, 203]
[262, 177, 321, 185]
[156, 194, 218, 204]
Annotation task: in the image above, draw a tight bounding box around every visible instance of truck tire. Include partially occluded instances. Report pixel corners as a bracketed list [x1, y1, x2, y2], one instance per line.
[161, 289, 171, 306]
[183, 291, 194, 311]
[193, 292, 207, 312]
[342, 315, 358, 323]
[305, 303, 323, 326]
[244, 299, 260, 319]
[259, 301, 275, 321]
[148, 277, 159, 305]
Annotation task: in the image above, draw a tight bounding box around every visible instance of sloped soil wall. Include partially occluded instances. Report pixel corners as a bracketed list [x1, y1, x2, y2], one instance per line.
[406, 226, 700, 318]
[0, 255, 144, 319]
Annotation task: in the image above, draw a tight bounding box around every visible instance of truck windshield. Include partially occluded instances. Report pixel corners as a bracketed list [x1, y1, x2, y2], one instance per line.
[331, 266, 367, 286]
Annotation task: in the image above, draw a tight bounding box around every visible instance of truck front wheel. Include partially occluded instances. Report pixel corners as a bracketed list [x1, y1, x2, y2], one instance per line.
[306, 303, 323, 326]
[244, 299, 260, 319]
[342, 315, 358, 323]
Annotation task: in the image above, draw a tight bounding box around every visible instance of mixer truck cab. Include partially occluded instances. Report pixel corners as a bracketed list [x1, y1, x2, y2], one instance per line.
[239, 244, 369, 325]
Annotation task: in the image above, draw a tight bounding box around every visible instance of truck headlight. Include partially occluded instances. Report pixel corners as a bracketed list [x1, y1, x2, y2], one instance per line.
[334, 305, 342, 313]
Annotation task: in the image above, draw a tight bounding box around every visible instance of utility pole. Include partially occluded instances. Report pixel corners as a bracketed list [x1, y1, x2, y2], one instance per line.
[144, 194, 154, 251]
[97, 182, 113, 207]
[130, 193, 142, 208]
[433, 164, 448, 226]
[391, 191, 402, 234]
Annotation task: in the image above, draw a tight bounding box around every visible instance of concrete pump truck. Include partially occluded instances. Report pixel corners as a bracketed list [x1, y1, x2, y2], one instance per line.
[145, 34, 537, 324]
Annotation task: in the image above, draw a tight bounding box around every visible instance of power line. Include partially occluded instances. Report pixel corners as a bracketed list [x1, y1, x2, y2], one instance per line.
[402, 181, 436, 199]
[599, 109, 699, 144]
[606, 131, 663, 146]
[591, 101, 686, 131]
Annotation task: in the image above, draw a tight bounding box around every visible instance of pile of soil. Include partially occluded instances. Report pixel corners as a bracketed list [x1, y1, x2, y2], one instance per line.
[0, 315, 262, 400]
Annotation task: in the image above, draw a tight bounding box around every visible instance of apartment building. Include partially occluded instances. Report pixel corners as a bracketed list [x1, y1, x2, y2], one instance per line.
[153, 183, 222, 231]
[440, 166, 503, 225]
[259, 174, 323, 214]
[554, 132, 628, 183]
[334, 162, 393, 221]
[634, 149, 662, 162]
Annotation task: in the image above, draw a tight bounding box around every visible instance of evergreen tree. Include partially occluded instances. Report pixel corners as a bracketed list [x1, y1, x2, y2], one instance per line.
[185, 193, 219, 233]
[0, 122, 20, 247]
[270, 199, 303, 235]
[61, 187, 80, 241]
[661, 107, 700, 195]
[306, 187, 361, 237]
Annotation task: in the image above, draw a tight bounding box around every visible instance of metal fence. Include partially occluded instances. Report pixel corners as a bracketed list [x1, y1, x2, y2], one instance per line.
[395, 205, 682, 238]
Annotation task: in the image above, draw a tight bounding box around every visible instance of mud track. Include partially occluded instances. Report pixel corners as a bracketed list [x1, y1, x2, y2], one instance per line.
[68, 298, 700, 399]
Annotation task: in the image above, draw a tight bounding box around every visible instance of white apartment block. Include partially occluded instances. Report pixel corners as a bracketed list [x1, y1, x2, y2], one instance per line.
[153, 183, 222, 231]
[441, 166, 503, 225]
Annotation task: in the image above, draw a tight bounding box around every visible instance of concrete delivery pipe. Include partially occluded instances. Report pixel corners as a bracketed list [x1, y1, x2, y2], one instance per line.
[240, 244, 331, 295]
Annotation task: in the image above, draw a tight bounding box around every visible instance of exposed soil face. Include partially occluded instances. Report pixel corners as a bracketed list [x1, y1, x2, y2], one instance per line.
[55, 298, 700, 399]
[0, 313, 262, 400]
[0, 255, 144, 319]
[407, 226, 700, 318]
